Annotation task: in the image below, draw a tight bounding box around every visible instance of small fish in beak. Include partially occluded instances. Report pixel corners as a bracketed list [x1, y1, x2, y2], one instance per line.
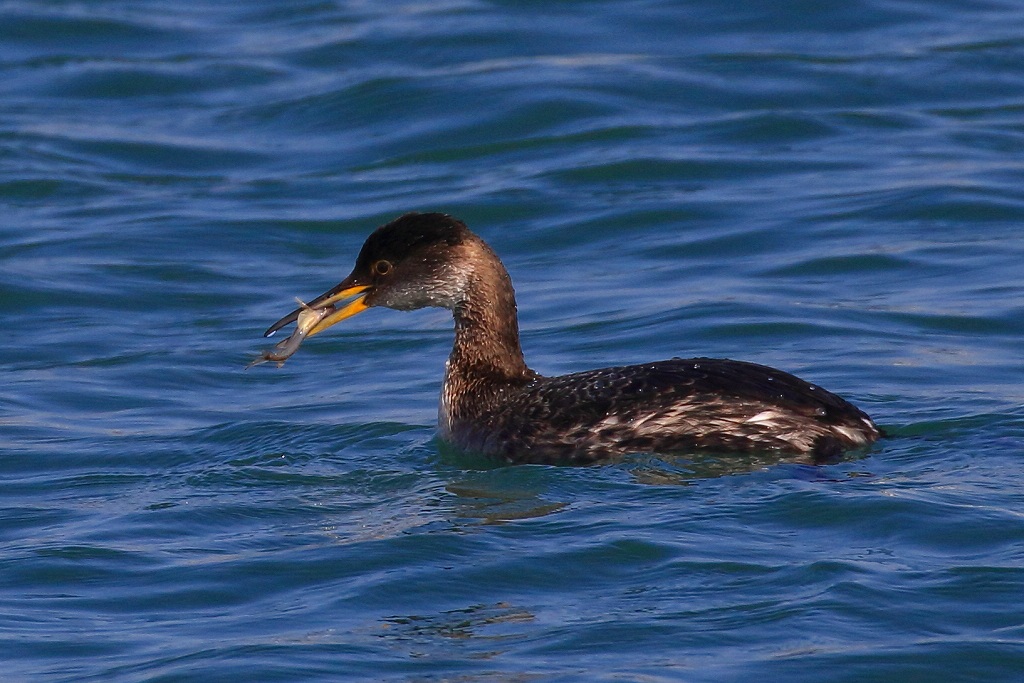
[246, 299, 334, 368]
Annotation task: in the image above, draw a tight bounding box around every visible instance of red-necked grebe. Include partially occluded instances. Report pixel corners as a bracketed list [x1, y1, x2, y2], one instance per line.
[257, 212, 882, 464]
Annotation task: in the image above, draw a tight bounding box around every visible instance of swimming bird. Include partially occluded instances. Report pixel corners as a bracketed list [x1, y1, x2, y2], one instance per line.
[260, 212, 882, 464]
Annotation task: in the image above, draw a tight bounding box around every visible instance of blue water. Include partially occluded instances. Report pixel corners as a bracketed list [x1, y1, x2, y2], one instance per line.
[3, 1, 1024, 680]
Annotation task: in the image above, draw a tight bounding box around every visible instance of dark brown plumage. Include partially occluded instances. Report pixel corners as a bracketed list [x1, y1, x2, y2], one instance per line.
[261, 212, 882, 464]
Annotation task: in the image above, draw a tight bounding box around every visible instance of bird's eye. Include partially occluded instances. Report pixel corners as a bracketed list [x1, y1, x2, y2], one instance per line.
[373, 259, 393, 276]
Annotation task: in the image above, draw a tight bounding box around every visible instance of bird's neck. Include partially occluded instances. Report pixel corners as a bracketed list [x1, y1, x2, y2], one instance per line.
[449, 241, 532, 381]
[440, 240, 535, 431]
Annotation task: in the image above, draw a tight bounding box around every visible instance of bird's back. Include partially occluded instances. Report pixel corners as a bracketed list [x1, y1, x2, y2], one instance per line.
[449, 358, 881, 464]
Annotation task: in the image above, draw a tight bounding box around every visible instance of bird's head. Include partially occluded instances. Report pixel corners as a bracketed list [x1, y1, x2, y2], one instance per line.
[264, 212, 477, 339]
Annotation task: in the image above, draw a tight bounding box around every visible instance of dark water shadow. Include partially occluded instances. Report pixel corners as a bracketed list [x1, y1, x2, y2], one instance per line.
[433, 438, 879, 522]
[618, 447, 876, 486]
